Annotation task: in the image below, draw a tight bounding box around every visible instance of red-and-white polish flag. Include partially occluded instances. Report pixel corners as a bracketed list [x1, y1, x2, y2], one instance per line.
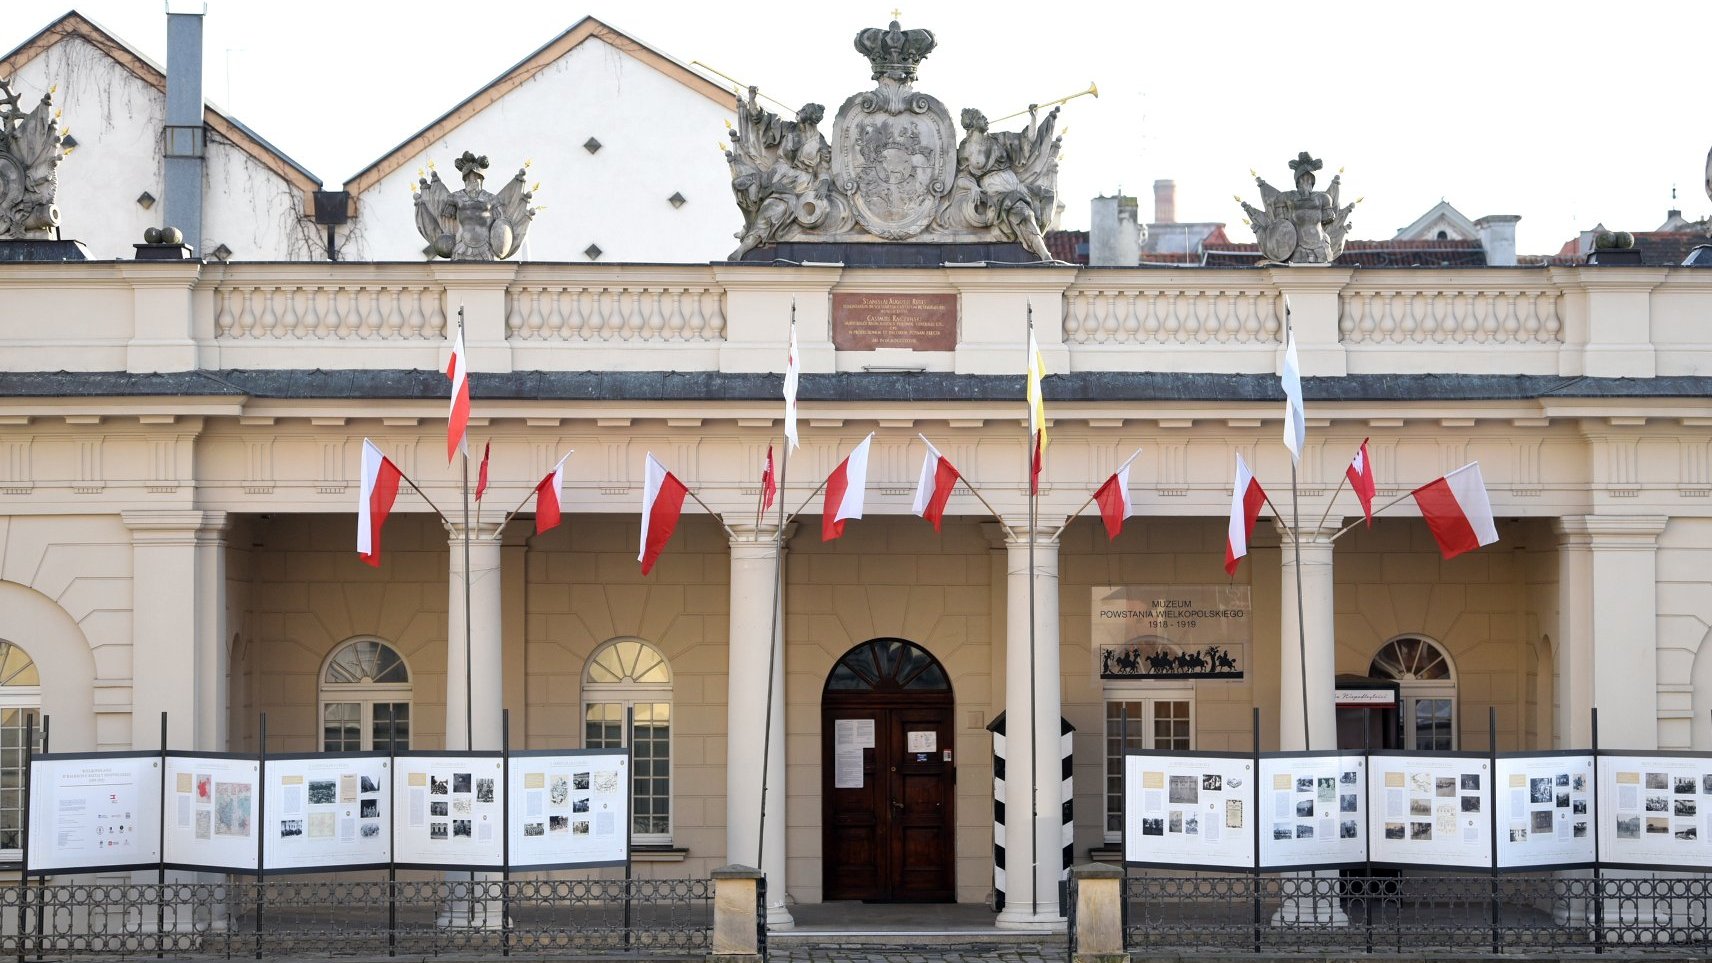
[357, 439, 403, 567]
[1412, 462, 1498, 559]
[639, 453, 689, 575]
[533, 452, 571, 535]
[1094, 460, 1135, 542]
[1027, 329, 1049, 495]
[446, 324, 471, 462]
[474, 441, 491, 502]
[760, 445, 777, 513]
[1224, 453, 1267, 576]
[1346, 438, 1376, 527]
[822, 433, 874, 542]
[783, 320, 800, 452]
[911, 435, 960, 532]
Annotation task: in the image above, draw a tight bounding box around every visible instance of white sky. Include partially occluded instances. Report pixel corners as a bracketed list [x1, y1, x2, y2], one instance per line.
[6, 0, 1710, 256]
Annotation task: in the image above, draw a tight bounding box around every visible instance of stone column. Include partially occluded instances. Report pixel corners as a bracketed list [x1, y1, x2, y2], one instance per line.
[1276, 522, 1338, 752]
[725, 523, 792, 928]
[443, 521, 504, 929]
[446, 521, 505, 751]
[1274, 521, 1345, 926]
[996, 527, 1065, 931]
[123, 510, 230, 750]
[1553, 516, 1670, 932]
[1553, 516, 1667, 750]
[122, 509, 229, 931]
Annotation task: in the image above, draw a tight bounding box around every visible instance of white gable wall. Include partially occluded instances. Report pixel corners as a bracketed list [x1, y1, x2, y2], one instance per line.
[344, 37, 736, 263]
[8, 33, 319, 261]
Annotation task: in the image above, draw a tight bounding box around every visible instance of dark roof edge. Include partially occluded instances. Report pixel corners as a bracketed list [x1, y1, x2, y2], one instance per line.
[3, 370, 1711, 403]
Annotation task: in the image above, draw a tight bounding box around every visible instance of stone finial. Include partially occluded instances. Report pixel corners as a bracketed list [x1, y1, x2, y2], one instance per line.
[852, 20, 937, 82]
[0, 77, 67, 240]
[412, 150, 536, 260]
[1237, 152, 1358, 265]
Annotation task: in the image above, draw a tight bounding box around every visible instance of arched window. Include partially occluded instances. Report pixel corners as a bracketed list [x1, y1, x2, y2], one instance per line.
[0, 639, 40, 858]
[319, 638, 411, 752]
[1370, 636, 1457, 750]
[583, 639, 672, 844]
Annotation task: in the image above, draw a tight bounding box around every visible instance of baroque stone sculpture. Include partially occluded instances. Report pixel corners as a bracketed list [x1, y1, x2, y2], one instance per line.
[724, 20, 1064, 260]
[413, 151, 535, 260]
[0, 77, 66, 240]
[1237, 152, 1356, 265]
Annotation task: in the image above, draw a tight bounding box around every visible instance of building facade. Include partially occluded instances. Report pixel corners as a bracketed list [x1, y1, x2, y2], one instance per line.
[2, 257, 1711, 928]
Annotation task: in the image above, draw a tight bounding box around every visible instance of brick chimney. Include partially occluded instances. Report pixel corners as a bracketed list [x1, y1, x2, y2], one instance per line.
[1153, 180, 1176, 225]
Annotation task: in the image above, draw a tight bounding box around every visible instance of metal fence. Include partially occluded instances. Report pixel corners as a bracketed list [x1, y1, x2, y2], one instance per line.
[0, 876, 716, 959]
[1119, 871, 1712, 955]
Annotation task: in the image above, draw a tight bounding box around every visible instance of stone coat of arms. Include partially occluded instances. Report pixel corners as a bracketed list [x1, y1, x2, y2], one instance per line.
[725, 20, 1062, 260]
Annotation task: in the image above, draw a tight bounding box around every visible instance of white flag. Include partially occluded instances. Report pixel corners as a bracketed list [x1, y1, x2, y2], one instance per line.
[783, 319, 800, 451]
[1281, 310, 1305, 463]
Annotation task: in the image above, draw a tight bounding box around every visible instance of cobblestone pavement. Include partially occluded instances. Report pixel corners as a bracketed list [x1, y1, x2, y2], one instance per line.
[768, 941, 1068, 963]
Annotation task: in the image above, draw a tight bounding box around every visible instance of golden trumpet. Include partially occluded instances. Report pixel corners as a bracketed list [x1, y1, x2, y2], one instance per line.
[991, 82, 1098, 123]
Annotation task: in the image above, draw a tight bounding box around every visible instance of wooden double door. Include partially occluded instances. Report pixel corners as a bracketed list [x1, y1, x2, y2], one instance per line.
[821, 638, 956, 902]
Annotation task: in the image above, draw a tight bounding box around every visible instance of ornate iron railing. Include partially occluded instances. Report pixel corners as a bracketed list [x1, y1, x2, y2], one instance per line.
[1121, 871, 1712, 955]
[0, 876, 712, 959]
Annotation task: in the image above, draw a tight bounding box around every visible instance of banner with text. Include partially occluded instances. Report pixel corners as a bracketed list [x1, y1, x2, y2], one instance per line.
[27, 753, 163, 874]
[1093, 586, 1249, 681]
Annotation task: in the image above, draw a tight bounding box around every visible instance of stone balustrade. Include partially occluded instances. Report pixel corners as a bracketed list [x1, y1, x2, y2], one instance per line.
[0, 261, 1708, 379]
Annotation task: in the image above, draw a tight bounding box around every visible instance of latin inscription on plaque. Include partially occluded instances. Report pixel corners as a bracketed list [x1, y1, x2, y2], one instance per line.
[831, 293, 958, 351]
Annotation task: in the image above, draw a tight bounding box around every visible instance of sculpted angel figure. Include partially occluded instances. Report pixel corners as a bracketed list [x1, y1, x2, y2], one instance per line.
[726, 87, 841, 259]
[944, 104, 1061, 261]
[0, 77, 67, 240]
[1239, 151, 1355, 264]
[414, 150, 535, 260]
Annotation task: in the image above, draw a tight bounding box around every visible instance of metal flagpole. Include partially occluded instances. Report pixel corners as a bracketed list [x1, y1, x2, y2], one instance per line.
[1025, 304, 1040, 913]
[459, 307, 474, 752]
[756, 307, 793, 893]
[1283, 305, 1311, 751]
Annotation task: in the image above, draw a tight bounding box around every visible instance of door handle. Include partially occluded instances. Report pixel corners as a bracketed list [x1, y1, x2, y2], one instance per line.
[891, 799, 904, 810]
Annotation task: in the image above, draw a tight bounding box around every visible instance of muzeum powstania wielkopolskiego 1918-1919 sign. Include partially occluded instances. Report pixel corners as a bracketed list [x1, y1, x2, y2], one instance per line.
[1093, 586, 1250, 681]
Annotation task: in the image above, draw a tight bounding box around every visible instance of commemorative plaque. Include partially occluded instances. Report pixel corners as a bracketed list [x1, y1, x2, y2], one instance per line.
[831, 293, 957, 351]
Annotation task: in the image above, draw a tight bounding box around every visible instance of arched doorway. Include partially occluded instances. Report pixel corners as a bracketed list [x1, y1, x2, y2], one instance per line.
[821, 638, 955, 902]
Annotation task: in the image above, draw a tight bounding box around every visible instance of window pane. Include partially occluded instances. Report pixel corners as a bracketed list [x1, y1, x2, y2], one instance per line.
[1414, 698, 1454, 751]
[323, 703, 360, 752]
[373, 702, 410, 752]
[0, 708, 38, 852]
[631, 703, 670, 837]
[586, 704, 621, 749]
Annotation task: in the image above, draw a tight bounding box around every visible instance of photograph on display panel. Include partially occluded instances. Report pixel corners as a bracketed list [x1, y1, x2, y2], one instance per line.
[262, 753, 392, 872]
[1124, 752, 1254, 870]
[163, 754, 260, 873]
[391, 754, 504, 869]
[506, 750, 630, 870]
[1597, 753, 1712, 870]
[1494, 754, 1595, 869]
[1257, 753, 1367, 870]
[1365, 753, 1492, 869]
[27, 753, 165, 874]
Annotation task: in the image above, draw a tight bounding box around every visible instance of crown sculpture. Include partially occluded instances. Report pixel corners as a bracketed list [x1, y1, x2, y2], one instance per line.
[725, 20, 1064, 260]
[413, 150, 536, 260]
[1237, 152, 1357, 265]
[0, 77, 67, 240]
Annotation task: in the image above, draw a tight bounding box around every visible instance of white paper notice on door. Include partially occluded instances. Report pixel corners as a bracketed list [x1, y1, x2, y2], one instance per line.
[834, 748, 864, 789]
[907, 731, 937, 753]
[835, 718, 875, 751]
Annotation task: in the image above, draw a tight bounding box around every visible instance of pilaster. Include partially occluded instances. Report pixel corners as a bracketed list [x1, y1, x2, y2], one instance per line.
[122, 510, 229, 750]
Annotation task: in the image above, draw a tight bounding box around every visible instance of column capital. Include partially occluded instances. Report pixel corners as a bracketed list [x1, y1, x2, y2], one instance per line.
[1553, 515, 1669, 548]
[445, 520, 507, 545]
[726, 521, 796, 547]
[1003, 525, 1061, 549]
[121, 509, 230, 542]
[1271, 518, 1342, 543]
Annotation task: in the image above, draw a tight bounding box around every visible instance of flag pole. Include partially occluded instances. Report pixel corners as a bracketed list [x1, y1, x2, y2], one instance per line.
[1048, 446, 1142, 541]
[680, 485, 737, 541]
[1313, 474, 1350, 533]
[393, 469, 453, 528]
[1328, 491, 1415, 542]
[1025, 302, 1040, 914]
[458, 306, 474, 753]
[755, 304, 795, 907]
[1283, 305, 1311, 752]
